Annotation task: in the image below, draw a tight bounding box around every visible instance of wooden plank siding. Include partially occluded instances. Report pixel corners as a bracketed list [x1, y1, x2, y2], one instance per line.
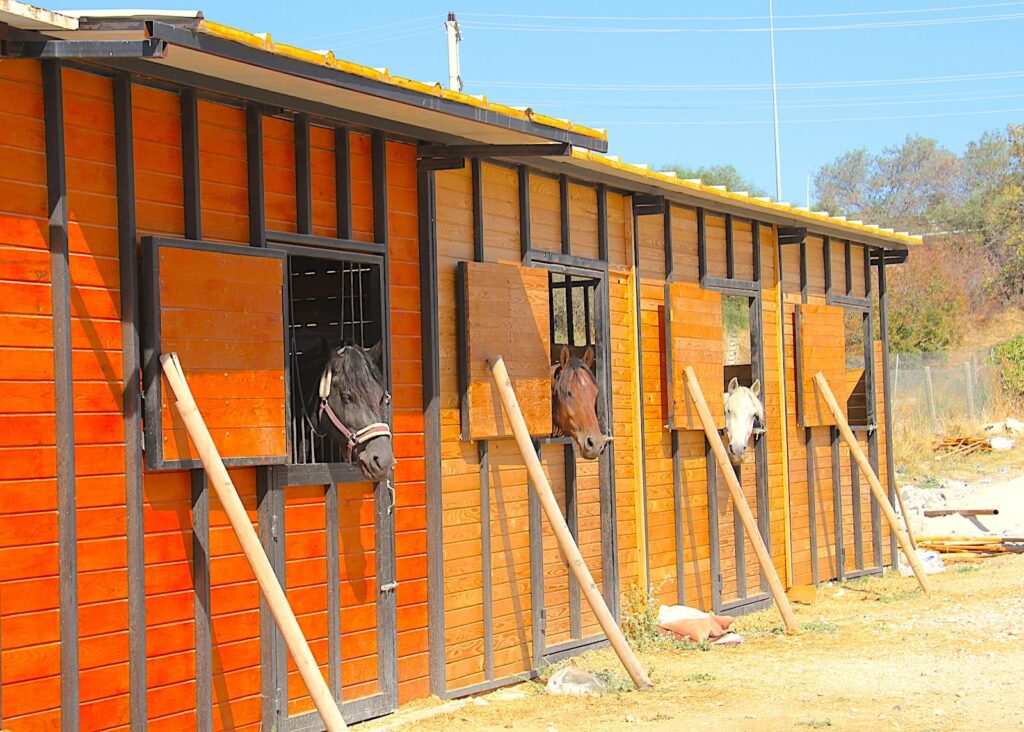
[0, 58, 64, 731]
[0, 54, 910, 726]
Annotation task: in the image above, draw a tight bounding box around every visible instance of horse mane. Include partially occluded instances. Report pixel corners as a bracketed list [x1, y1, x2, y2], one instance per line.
[328, 343, 386, 403]
[551, 355, 596, 395]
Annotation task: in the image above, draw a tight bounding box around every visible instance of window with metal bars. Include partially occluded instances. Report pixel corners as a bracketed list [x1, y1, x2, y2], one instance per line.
[286, 252, 386, 465]
[549, 271, 599, 363]
[722, 293, 755, 390]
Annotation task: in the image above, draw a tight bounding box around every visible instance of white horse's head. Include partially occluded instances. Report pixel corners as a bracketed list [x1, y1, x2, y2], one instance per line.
[723, 377, 765, 466]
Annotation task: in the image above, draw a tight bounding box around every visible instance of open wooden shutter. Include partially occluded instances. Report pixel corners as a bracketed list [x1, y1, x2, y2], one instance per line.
[796, 303, 847, 427]
[460, 261, 551, 440]
[667, 281, 725, 430]
[142, 238, 288, 469]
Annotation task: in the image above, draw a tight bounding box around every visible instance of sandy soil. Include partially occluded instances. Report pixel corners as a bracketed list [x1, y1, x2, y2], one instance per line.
[371, 554, 1024, 731]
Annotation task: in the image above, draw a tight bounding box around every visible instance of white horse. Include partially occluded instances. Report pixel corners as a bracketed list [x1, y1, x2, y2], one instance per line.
[723, 377, 765, 465]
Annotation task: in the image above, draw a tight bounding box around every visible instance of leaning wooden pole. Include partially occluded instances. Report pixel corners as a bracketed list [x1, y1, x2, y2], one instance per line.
[812, 371, 931, 594]
[682, 367, 800, 634]
[160, 353, 347, 730]
[489, 356, 653, 691]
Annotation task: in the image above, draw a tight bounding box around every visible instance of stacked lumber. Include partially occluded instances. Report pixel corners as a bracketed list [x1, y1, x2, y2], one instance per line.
[917, 535, 1024, 555]
[932, 437, 992, 458]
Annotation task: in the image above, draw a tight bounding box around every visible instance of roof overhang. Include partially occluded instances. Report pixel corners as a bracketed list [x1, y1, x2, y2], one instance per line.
[30, 13, 608, 152]
[527, 149, 920, 252]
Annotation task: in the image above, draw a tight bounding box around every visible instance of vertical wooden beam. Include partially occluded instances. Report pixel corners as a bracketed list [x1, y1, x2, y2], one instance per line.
[773, 225, 794, 587]
[663, 204, 674, 279]
[191, 470, 212, 731]
[565, 443, 581, 640]
[706, 439, 722, 612]
[43, 59, 79, 732]
[831, 426, 844, 580]
[628, 199, 650, 593]
[806, 428, 818, 585]
[471, 158, 484, 262]
[247, 104, 266, 247]
[295, 113, 312, 235]
[696, 207, 707, 282]
[725, 213, 735, 279]
[518, 165, 531, 263]
[417, 163, 446, 697]
[876, 257, 899, 564]
[845, 241, 853, 296]
[113, 71, 147, 730]
[182, 83, 212, 728]
[180, 87, 200, 240]
[528, 440, 545, 666]
[823, 235, 832, 297]
[479, 441, 494, 679]
[596, 184, 608, 262]
[325, 481, 342, 701]
[559, 174, 571, 255]
[864, 248, 883, 569]
[671, 430, 685, 605]
[336, 127, 352, 239]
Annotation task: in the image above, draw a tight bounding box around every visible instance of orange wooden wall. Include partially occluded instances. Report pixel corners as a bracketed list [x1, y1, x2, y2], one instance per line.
[0, 60, 428, 729]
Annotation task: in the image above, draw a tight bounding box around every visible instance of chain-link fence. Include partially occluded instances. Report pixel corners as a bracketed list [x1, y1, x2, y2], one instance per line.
[890, 347, 1003, 433]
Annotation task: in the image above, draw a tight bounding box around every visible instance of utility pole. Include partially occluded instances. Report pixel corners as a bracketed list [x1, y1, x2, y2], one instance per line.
[768, 0, 782, 201]
[445, 11, 463, 92]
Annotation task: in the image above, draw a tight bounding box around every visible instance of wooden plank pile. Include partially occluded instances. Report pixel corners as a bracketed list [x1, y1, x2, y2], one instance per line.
[917, 535, 1024, 555]
[932, 436, 992, 458]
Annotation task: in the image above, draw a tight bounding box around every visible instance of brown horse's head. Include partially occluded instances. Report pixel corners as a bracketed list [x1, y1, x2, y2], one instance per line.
[552, 345, 609, 460]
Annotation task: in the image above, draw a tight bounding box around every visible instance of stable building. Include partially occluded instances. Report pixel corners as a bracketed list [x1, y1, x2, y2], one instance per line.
[0, 3, 918, 729]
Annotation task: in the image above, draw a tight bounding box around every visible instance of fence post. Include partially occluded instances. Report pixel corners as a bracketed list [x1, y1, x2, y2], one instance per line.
[924, 366, 938, 431]
[964, 361, 976, 421]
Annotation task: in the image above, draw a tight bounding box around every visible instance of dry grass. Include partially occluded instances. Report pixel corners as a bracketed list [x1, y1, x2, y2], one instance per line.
[369, 555, 1024, 731]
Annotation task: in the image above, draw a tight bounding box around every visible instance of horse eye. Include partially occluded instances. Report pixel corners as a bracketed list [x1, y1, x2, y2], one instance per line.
[340, 393, 354, 404]
[381, 393, 391, 406]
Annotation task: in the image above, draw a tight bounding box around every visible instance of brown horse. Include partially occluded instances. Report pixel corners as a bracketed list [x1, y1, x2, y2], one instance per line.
[551, 345, 609, 460]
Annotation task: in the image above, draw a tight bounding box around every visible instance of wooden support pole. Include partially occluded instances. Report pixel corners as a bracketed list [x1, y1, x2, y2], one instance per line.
[682, 367, 800, 634]
[924, 366, 938, 430]
[160, 353, 347, 730]
[489, 356, 653, 691]
[812, 371, 931, 594]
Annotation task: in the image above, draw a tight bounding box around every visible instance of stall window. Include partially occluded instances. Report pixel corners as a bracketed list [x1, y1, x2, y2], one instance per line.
[286, 250, 387, 465]
[722, 293, 755, 390]
[550, 271, 599, 362]
[845, 310, 870, 427]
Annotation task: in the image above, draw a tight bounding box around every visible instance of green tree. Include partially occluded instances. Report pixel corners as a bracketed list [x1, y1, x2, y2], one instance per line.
[813, 135, 962, 233]
[659, 163, 767, 197]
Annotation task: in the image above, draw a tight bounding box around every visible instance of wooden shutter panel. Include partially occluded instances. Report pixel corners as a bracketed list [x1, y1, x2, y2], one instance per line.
[461, 261, 552, 440]
[143, 238, 288, 469]
[797, 303, 847, 427]
[668, 281, 725, 430]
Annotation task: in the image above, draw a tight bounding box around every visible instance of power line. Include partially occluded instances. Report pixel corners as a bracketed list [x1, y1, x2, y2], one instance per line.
[494, 90, 1024, 112]
[296, 15, 436, 43]
[460, 11, 1024, 33]
[336, 27, 437, 49]
[467, 70, 1024, 92]
[460, 2, 1024, 22]
[588, 106, 1024, 127]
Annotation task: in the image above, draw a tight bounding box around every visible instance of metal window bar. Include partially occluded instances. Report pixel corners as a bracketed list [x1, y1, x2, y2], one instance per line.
[288, 256, 382, 465]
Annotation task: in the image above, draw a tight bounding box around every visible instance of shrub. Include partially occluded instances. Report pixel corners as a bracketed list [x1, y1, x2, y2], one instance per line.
[887, 245, 967, 353]
[993, 333, 1024, 395]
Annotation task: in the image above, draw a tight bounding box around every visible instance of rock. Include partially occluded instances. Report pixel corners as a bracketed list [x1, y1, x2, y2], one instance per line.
[545, 668, 606, 696]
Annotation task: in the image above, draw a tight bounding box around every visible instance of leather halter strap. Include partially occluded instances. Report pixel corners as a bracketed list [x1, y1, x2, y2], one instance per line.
[318, 349, 392, 462]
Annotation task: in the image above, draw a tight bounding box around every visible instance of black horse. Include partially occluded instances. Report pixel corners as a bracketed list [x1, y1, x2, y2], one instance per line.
[305, 341, 395, 482]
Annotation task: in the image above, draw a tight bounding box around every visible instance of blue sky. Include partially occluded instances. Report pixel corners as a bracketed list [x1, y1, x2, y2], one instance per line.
[75, 1, 1023, 204]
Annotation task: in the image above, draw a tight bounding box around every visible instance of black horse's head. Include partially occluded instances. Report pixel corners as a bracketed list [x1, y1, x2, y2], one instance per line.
[316, 342, 395, 482]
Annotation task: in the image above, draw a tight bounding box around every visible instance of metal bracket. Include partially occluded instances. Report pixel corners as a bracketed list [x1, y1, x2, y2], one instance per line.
[778, 226, 807, 245]
[632, 194, 664, 216]
[418, 142, 570, 161]
[0, 38, 169, 59]
[380, 581, 399, 592]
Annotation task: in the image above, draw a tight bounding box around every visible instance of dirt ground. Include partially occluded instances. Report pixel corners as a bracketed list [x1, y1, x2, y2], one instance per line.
[370, 553, 1024, 731]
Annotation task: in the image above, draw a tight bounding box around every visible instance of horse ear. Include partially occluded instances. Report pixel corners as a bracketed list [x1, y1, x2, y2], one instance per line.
[727, 377, 739, 394]
[367, 340, 384, 367]
[560, 345, 570, 369]
[582, 346, 595, 369]
[751, 379, 761, 398]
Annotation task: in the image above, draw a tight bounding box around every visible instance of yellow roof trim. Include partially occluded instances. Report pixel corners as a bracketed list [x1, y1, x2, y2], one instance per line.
[570, 149, 923, 247]
[195, 19, 608, 145]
